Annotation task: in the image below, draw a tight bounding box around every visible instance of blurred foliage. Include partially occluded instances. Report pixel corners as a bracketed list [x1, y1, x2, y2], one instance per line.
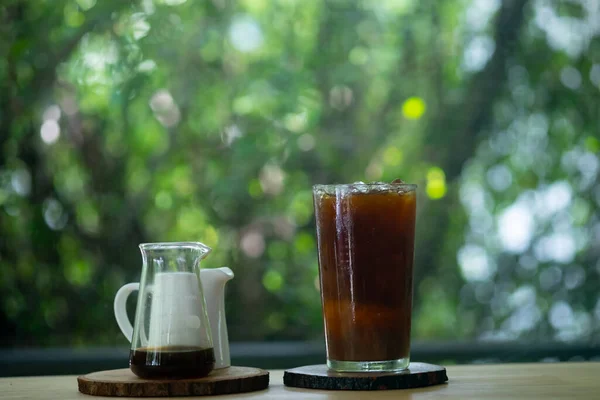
[0, 0, 599, 347]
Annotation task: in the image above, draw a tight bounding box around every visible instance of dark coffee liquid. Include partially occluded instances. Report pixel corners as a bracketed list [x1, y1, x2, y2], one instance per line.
[129, 346, 215, 379]
[314, 188, 416, 362]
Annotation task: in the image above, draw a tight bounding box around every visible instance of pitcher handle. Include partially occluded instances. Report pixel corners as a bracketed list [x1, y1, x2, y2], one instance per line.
[114, 283, 139, 343]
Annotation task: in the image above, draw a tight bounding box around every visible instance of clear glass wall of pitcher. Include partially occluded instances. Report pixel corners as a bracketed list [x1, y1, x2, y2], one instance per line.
[114, 242, 215, 379]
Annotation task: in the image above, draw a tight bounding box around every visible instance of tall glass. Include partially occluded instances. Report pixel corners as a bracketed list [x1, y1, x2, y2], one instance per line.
[313, 183, 417, 372]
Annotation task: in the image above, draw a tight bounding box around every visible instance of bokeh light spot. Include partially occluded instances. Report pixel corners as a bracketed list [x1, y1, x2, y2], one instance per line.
[76, 0, 96, 11]
[383, 146, 403, 166]
[64, 260, 92, 287]
[11, 168, 31, 196]
[233, 96, 254, 115]
[241, 0, 268, 13]
[64, 3, 85, 27]
[248, 179, 263, 198]
[229, 16, 264, 53]
[458, 244, 496, 281]
[43, 198, 68, 230]
[262, 269, 283, 292]
[149, 89, 181, 127]
[462, 35, 495, 72]
[241, 230, 265, 258]
[43, 105, 61, 121]
[539, 265, 562, 291]
[138, 60, 157, 73]
[267, 241, 288, 260]
[560, 66, 582, 90]
[76, 201, 100, 234]
[365, 161, 383, 180]
[590, 64, 600, 87]
[155, 191, 173, 209]
[329, 86, 353, 110]
[427, 179, 447, 199]
[132, 17, 150, 40]
[289, 191, 313, 226]
[584, 136, 599, 153]
[203, 225, 219, 248]
[498, 201, 534, 253]
[534, 233, 576, 264]
[426, 167, 446, 199]
[175, 207, 206, 238]
[349, 47, 369, 65]
[294, 232, 315, 255]
[222, 124, 243, 146]
[259, 164, 285, 196]
[266, 312, 285, 330]
[297, 134, 315, 151]
[487, 164, 513, 192]
[549, 301, 574, 330]
[284, 111, 308, 133]
[427, 167, 445, 181]
[402, 96, 426, 120]
[40, 120, 60, 144]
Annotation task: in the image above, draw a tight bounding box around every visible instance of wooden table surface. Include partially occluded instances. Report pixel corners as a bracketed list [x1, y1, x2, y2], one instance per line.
[0, 362, 597, 399]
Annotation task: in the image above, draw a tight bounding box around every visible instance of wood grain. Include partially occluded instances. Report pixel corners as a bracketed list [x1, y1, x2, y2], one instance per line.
[0, 362, 598, 399]
[77, 366, 268, 397]
[284, 363, 447, 390]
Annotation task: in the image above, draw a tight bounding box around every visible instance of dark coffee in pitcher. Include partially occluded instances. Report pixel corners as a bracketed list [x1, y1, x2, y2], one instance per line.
[129, 345, 215, 379]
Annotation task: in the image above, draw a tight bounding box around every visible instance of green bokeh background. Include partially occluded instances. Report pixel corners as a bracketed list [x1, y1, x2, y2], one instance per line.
[0, 0, 599, 348]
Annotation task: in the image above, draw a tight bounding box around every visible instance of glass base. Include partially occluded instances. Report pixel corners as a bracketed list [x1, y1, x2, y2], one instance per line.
[327, 358, 409, 372]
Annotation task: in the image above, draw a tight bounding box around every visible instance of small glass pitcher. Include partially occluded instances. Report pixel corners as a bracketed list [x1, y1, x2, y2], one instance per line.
[114, 242, 215, 379]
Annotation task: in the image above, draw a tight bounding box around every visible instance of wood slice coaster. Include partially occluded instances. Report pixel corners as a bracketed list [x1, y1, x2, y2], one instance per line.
[284, 362, 447, 391]
[77, 366, 269, 397]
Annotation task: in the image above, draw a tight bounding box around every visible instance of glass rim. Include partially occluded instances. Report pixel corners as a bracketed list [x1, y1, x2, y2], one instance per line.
[139, 242, 212, 253]
[313, 182, 417, 191]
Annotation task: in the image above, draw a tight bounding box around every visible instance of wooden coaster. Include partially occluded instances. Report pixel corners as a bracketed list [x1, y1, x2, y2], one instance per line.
[77, 366, 269, 397]
[284, 362, 447, 391]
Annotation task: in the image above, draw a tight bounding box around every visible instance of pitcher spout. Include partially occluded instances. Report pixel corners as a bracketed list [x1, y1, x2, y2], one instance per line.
[216, 267, 234, 280]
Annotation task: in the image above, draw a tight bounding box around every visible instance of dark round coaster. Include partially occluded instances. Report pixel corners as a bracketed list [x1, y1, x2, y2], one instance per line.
[283, 362, 447, 391]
